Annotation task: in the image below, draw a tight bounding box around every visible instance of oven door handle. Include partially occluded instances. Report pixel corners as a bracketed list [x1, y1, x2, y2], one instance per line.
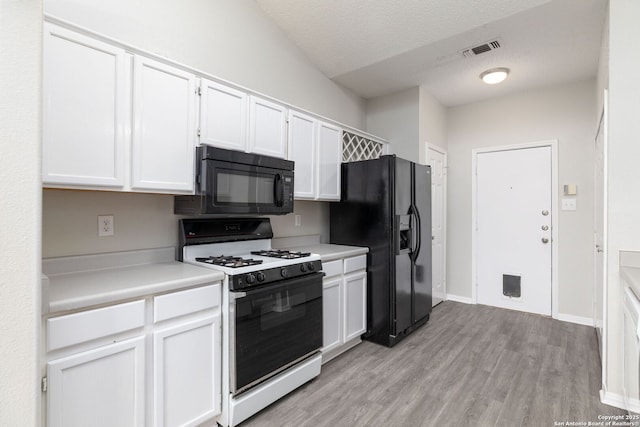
[232, 272, 325, 298]
[230, 291, 246, 300]
[274, 173, 284, 207]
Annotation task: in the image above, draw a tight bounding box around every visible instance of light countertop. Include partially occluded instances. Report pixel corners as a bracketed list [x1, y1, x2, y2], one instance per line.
[272, 235, 368, 262]
[43, 247, 224, 315]
[621, 267, 640, 301]
[291, 244, 368, 262]
[620, 251, 640, 299]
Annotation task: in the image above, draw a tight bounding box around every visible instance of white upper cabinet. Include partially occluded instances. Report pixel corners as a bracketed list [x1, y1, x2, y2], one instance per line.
[132, 56, 197, 193]
[316, 122, 342, 201]
[288, 110, 316, 199]
[249, 96, 287, 158]
[288, 110, 342, 201]
[43, 23, 127, 187]
[199, 79, 248, 152]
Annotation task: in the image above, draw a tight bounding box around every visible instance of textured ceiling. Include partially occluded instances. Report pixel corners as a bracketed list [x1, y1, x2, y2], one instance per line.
[254, 0, 607, 106]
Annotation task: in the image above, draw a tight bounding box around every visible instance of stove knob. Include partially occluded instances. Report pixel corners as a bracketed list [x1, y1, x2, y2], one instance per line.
[307, 262, 315, 271]
[280, 268, 289, 278]
[245, 273, 256, 284]
[256, 272, 266, 282]
[300, 263, 308, 273]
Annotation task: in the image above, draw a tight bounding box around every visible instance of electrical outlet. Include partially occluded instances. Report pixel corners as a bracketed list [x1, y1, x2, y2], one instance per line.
[98, 215, 114, 237]
[294, 214, 301, 227]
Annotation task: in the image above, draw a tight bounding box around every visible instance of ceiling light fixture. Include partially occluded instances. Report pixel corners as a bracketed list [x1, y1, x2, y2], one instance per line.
[480, 67, 510, 84]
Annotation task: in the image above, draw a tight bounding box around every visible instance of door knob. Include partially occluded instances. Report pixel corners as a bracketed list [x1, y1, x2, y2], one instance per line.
[541, 237, 549, 244]
[541, 210, 549, 216]
[541, 225, 549, 231]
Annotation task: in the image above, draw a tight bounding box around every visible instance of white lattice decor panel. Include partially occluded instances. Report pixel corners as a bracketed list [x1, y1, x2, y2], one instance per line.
[342, 131, 384, 162]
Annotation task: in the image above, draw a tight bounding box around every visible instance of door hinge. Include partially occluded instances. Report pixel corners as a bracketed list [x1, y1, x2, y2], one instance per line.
[197, 128, 201, 138]
[196, 86, 202, 96]
[41, 376, 47, 393]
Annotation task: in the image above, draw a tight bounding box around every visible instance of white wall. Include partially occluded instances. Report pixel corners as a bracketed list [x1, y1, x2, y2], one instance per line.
[44, 0, 365, 129]
[419, 86, 448, 162]
[0, 0, 42, 425]
[42, 190, 329, 257]
[603, 0, 640, 399]
[596, 3, 610, 115]
[446, 79, 597, 320]
[41, 0, 365, 257]
[365, 87, 420, 162]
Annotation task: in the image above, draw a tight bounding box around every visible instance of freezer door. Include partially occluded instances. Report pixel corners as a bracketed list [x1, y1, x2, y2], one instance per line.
[394, 157, 413, 334]
[413, 163, 433, 322]
[330, 156, 394, 340]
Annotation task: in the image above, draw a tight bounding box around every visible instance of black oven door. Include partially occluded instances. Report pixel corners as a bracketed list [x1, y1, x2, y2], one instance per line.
[203, 159, 293, 215]
[230, 272, 323, 394]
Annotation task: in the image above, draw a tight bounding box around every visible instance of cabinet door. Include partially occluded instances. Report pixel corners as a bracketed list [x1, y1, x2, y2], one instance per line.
[43, 23, 127, 187]
[322, 277, 343, 354]
[316, 122, 342, 200]
[343, 271, 367, 342]
[288, 111, 316, 199]
[153, 315, 221, 427]
[249, 96, 287, 158]
[199, 79, 248, 151]
[47, 336, 145, 427]
[132, 56, 197, 192]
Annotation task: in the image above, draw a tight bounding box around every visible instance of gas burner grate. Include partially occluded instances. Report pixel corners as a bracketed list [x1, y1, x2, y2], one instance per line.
[195, 256, 263, 268]
[251, 249, 312, 259]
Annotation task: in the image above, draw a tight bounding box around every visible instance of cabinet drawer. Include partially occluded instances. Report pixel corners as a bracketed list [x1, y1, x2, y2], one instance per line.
[344, 255, 367, 274]
[322, 260, 343, 278]
[47, 300, 145, 351]
[154, 284, 220, 323]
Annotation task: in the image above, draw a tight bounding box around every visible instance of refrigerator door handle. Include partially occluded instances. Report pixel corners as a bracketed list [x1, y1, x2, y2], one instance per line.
[411, 205, 422, 261]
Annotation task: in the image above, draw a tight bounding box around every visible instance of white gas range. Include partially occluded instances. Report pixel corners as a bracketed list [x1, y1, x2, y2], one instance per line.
[179, 218, 323, 427]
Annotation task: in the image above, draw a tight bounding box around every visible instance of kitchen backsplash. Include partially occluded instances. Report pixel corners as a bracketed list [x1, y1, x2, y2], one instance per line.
[42, 189, 330, 258]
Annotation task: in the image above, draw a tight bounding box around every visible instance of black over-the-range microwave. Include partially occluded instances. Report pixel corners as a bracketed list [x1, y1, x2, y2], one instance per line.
[174, 146, 294, 216]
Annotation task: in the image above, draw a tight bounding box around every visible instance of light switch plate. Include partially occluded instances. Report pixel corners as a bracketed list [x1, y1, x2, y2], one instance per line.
[561, 198, 577, 211]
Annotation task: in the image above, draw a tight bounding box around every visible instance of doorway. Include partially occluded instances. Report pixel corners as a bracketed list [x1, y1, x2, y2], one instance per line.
[426, 144, 447, 306]
[472, 142, 558, 316]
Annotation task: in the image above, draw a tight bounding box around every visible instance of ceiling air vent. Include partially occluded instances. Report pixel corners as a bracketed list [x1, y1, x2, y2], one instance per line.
[460, 39, 502, 58]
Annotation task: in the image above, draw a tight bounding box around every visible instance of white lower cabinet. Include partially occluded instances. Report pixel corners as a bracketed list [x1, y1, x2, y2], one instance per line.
[321, 254, 367, 363]
[45, 284, 222, 427]
[153, 285, 221, 427]
[623, 285, 640, 414]
[322, 277, 342, 354]
[47, 336, 146, 427]
[343, 271, 367, 342]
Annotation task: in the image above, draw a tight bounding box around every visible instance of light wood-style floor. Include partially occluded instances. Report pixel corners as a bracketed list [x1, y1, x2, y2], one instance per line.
[242, 301, 625, 427]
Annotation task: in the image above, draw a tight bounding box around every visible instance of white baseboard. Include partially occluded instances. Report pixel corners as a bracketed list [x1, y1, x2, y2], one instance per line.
[600, 389, 628, 411]
[555, 313, 594, 327]
[446, 294, 475, 304]
[443, 298, 596, 329]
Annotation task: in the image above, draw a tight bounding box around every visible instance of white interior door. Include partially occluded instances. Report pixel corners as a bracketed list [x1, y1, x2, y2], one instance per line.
[594, 96, 607, 346]
[427, 146, 446, 306]
[476, 146, 552, 316]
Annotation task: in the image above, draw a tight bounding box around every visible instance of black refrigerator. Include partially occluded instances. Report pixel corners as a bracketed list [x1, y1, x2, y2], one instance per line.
[330, 155, 432, 347]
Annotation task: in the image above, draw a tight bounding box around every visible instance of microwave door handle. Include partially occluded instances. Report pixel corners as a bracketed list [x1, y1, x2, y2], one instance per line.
[274, 174, 284, 207]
